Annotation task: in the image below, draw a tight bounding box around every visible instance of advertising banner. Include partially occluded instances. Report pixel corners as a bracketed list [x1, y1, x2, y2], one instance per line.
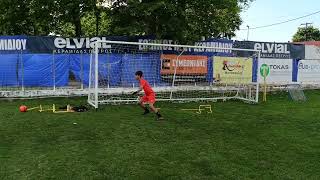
[0, 36, 308, 58]
[305, 45, 320, 59]
[258, 58, 293, 84]
[214, 56, 253, 83]
[0, 36, 28, 53]
[234, 41, 305, 59]
[298, 60, 320, 83]
[161, 54, 208, 75]
[27, 36, 146, 54]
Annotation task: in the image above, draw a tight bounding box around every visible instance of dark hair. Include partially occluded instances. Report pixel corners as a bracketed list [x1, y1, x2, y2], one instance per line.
[135, 71, 143, 77]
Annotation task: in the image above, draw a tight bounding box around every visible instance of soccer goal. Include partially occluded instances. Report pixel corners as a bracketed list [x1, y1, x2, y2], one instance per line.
[87, 40, 260, 108]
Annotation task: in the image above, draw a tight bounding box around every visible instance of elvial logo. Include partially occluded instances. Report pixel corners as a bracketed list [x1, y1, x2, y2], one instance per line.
[254, 42, 290, 58]
[222, 60, 243, 71]
[54, 37, 111, 49]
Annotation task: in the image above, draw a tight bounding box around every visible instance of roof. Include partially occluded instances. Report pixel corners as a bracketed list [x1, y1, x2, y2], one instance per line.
[294, 41, 320, 46]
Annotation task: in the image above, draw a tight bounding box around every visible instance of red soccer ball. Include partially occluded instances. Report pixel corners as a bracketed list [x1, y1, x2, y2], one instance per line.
[19, 105, 28, 112]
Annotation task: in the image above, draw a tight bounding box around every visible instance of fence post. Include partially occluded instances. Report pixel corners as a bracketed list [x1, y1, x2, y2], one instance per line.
[106, 53, 110, 88]
[52, 51, 56, 91]
[80, 53, 84, 90]
[20, 50, 24, 92]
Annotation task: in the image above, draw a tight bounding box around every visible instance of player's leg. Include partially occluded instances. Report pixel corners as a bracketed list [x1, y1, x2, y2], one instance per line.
[148, 103, 157, 112]
[149, 102, 163, 120]
[148, 95, 163, 120]
[139, 96, 150, 115]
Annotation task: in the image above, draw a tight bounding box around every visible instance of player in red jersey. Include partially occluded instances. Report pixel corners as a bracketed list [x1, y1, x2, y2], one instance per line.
[132, 71, 163, 120]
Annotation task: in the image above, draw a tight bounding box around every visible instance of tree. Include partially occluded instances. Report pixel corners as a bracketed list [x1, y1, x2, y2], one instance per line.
[108, 0, 253, 43]
[0, 0, 253, 41]
[53, 0, 111, 37]
[0, 0, 110, 36]
[0, 0, 34, 35]
[0, 0, 57, 35]
[54, 0, 97, 37]
[81, 11, 111, 36]
[293, 26, 320, 42]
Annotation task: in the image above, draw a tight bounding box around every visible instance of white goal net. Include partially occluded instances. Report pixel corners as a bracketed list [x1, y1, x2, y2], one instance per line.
[88, 41, 260, 108]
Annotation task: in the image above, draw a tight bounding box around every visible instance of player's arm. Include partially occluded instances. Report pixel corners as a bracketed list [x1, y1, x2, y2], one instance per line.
[132, 85, 143, 95]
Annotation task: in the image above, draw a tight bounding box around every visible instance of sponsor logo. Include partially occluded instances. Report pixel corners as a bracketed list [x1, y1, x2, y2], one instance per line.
[254, 42, 290, 58]
[222, 60, 243, 71]
[173, 59, 207, 67]
[161, 54, 208, 75]
[54, 37, 112, 49]
[0, 39, 27, 51]
[260, 64, 270, 78]
[138, 39, 178, 51]
[194, 41, 233, 53]
[269, 64, 289, 70]
[298, 62, 320, 70]
[139, 39, 233, 53]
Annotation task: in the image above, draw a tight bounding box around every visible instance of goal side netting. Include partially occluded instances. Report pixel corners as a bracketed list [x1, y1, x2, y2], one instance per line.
[88, 41, 260, 108]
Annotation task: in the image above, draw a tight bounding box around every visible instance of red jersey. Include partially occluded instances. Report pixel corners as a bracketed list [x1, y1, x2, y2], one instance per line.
[139, 79, 154, 95]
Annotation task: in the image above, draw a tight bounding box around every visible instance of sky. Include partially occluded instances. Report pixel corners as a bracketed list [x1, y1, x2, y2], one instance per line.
[235, 0, 320, 42]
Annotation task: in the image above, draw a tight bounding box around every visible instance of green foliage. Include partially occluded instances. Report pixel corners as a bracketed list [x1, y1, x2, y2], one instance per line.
[109, 0, 252, 43]
[0, 0, 57, 35]
[82, 11, 112, 37]
[53, 0, 97, 36]
[0, 0, 107, 36]
[0, 91, 320, 179]
[0, 0, 252, 41]
[293, 26, 320, 42]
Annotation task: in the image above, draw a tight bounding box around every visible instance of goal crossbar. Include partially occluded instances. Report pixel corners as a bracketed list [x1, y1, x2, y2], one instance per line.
[94, 40, 259, 52]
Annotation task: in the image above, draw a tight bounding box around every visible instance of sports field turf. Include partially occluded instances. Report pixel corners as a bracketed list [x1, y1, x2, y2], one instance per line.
[0, 91, 320, 179]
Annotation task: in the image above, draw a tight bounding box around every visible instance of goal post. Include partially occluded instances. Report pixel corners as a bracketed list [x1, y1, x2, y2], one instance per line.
[88, 40, 260, 108]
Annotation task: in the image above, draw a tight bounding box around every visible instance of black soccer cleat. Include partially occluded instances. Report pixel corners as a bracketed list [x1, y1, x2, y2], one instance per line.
[142, 109, 150, 115]
[156, 112, 164, 120]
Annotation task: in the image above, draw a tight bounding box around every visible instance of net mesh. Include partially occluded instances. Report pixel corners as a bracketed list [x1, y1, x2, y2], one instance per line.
[288, 84, 306, 102]
[88, 41, 260, 108]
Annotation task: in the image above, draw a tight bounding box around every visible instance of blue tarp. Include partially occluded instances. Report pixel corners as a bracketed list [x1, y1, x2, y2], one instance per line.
[20, 54, 69, 87]
[0, 53, 259, 88]
[70, 54, 122, 87]
[98, 54, 122, 87]
[0, 54, 19, 86]
[121, 54, 161, 86]
[70, 54, 90, 86]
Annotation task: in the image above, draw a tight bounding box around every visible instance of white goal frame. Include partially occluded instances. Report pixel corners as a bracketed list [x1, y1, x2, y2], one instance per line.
[88, 40, 260, 108]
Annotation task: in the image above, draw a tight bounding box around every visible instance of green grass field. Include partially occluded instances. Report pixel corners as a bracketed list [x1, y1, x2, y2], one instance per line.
[1, 91, 320, 179]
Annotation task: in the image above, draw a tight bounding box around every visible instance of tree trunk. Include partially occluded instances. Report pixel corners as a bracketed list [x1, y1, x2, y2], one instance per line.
[95, 8, 100, 36]
[74, 16, 82, 37]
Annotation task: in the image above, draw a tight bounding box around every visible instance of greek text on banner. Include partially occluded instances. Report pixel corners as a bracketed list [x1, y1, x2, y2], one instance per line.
[160, 54, 208, 75]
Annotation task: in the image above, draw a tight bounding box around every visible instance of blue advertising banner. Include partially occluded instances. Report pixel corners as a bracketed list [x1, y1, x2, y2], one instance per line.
[0, 36, 28, 54]
[27, 36, 153, 54]
[0, 35, 306, 59]
[233, 41, 305, 59]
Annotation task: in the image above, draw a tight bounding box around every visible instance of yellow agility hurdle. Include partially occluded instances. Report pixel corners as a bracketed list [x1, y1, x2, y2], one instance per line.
[181, 105, 213, 114]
